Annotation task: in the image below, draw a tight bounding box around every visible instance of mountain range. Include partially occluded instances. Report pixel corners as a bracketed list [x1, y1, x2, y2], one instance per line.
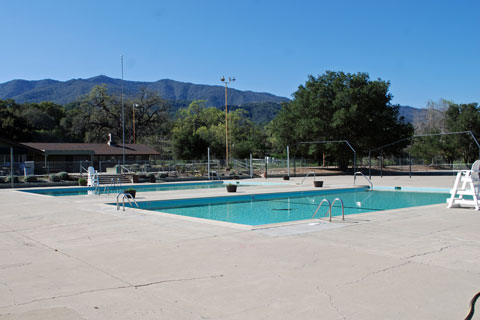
[0, 76, 425, 124]
[0, 75, 289, 107]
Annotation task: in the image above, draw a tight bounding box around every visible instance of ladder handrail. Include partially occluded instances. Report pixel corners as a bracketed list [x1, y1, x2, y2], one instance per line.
[331, 198, 345, 222]
[116, 192, 139, 211]
[299, 171, 316, 185]
[312, 198, 331, 219]
[354, 171, 373, 189]
[312, 198, 345, 222]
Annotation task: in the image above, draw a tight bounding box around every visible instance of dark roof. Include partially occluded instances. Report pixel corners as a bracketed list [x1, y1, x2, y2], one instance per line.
[20, 143, 160, 156]
[0, 137, 43, 154]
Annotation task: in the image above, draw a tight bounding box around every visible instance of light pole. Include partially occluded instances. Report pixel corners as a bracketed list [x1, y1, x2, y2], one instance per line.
[221, 76, 235, 167]
[121, 55, 125, 166]
[133, 104, 138, 144]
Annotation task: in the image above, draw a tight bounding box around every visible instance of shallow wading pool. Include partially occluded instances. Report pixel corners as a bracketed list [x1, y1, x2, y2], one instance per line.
[19, 181, 285, 197]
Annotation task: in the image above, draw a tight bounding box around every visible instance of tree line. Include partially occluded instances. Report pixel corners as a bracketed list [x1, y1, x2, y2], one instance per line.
[1, 71, 478, 168]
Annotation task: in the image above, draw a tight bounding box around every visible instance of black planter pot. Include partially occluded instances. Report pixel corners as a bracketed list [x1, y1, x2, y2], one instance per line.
[283, 176, 290, 180]
[313, 181, 323, 188]
[226, 185, 237, 192]
[124, 190, 136, 198]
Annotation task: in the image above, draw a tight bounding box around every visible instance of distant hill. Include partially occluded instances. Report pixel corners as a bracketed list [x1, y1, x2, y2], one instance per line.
[398, 105, 427, 124]
[0, 75, 424, 124]
[0, 75, 289, 107]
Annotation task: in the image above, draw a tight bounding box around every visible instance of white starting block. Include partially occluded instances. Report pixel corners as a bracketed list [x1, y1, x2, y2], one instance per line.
[446, 160, 480, 210]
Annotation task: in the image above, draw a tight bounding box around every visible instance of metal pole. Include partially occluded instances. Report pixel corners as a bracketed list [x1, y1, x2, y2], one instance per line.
[380, 155, 383, 178]
[368, 151, 371, 179]
[294, 155, 296, 177]
[287, 146, 290, 177]
[409, 152, 412, 178]
[10, 147, 14, 188]
[250, 153, 253, 178]
[354, 151, 357, 175]
[265, 157, 268, 179]
[225, 82, 228, 168]
[133, 104, 136, 144]
[207, 147, 211, 180]
[121, 55, 125, 166]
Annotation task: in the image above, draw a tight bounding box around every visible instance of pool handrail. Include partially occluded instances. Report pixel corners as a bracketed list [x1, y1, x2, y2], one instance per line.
[312, 198, 331, 219]
[354, 171, 373, 189]
[299, 171, 316, 185]
[331, 198, 345, 222]
[116, 192, 139, 211]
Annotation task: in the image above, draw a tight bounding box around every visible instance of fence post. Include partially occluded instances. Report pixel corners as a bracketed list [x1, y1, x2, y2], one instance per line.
[10, 147, 14, 188]
[207, 147, 211, 180]
[287, 146, 290, 177]
[265, 157, 268, 179]
[409, 152, 412, 178]
[249, 154, 253, 178]
[368, 151, 371, 179]
[380, 155, 383, 178]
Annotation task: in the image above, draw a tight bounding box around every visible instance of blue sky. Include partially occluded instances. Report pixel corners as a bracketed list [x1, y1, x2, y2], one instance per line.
[1, 0, 478, 108]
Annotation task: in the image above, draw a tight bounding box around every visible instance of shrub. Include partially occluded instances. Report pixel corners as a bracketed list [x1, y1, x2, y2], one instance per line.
[49, 174, 61, 182]
[57, 171, 69, 181]
[78, 178, 87, 186]
[146, 173, 156, 183]
[24, 175, 37, 183]
[124, 188, 136, 198]
[5, 176, 19, 183]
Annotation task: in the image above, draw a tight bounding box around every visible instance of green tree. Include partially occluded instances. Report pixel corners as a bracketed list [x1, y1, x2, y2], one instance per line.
[445, 103, 480, 163]
[66, 85, 171, 146]
[172, 100, 267, 160]
[270, 71, 413, 170]
[19, 101, 67, 141]
[0, 99, 33, 141]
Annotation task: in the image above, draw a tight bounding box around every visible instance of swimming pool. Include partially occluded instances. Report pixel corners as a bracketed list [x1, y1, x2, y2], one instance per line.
[124, 188, 448, 226]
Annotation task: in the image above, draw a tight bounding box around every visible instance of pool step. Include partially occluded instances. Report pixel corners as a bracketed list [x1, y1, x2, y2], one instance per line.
[98, 174, 131, 185]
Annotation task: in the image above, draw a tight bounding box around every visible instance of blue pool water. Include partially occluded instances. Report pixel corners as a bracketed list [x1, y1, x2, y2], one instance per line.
[128, 188, 448, 226]
[21, 181, 228, 196]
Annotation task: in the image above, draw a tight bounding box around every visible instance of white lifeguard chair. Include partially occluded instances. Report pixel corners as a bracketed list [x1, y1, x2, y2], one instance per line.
[447, 160, 480, 210]
[87, 166, 99, 187]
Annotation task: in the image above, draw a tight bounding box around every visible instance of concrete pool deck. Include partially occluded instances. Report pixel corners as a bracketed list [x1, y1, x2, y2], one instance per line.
[0, 175, 479, 319]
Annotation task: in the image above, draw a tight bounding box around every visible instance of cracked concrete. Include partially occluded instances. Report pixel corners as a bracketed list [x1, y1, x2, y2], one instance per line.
[1, 175, 480, 319]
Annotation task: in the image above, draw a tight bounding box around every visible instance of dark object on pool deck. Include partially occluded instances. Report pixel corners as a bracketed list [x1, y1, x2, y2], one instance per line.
[124, 188, 136, 198]
[283, 176, 290, 180]
[465, 291, 480, 320]
[78, 178, 87, 186]
[226, 184, 237, 192]
[314, 181, 323, 187]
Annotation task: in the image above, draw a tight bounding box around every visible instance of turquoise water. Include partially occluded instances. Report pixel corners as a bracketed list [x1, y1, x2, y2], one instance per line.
[21, 181, 226, 196]
[132, 189, 448, 226]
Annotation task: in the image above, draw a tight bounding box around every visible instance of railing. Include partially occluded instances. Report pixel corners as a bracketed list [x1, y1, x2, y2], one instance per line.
[312, 199, 331, 219]
[299, 171, 316, 185]
[312, 198, 345, 222]
[116, 192, 139, 211]
[209, 171, 221, 180]
[354, 171, 373, 189]
[330, 198, 345, 222]
[119, 165, 132, 174]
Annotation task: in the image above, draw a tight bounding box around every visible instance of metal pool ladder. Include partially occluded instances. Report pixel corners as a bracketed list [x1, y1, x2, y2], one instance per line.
[298, 171, 316, 185]
[354, 171, 373, 189]
[116, 192, 139, 211]
[312, 198, 345, 222]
